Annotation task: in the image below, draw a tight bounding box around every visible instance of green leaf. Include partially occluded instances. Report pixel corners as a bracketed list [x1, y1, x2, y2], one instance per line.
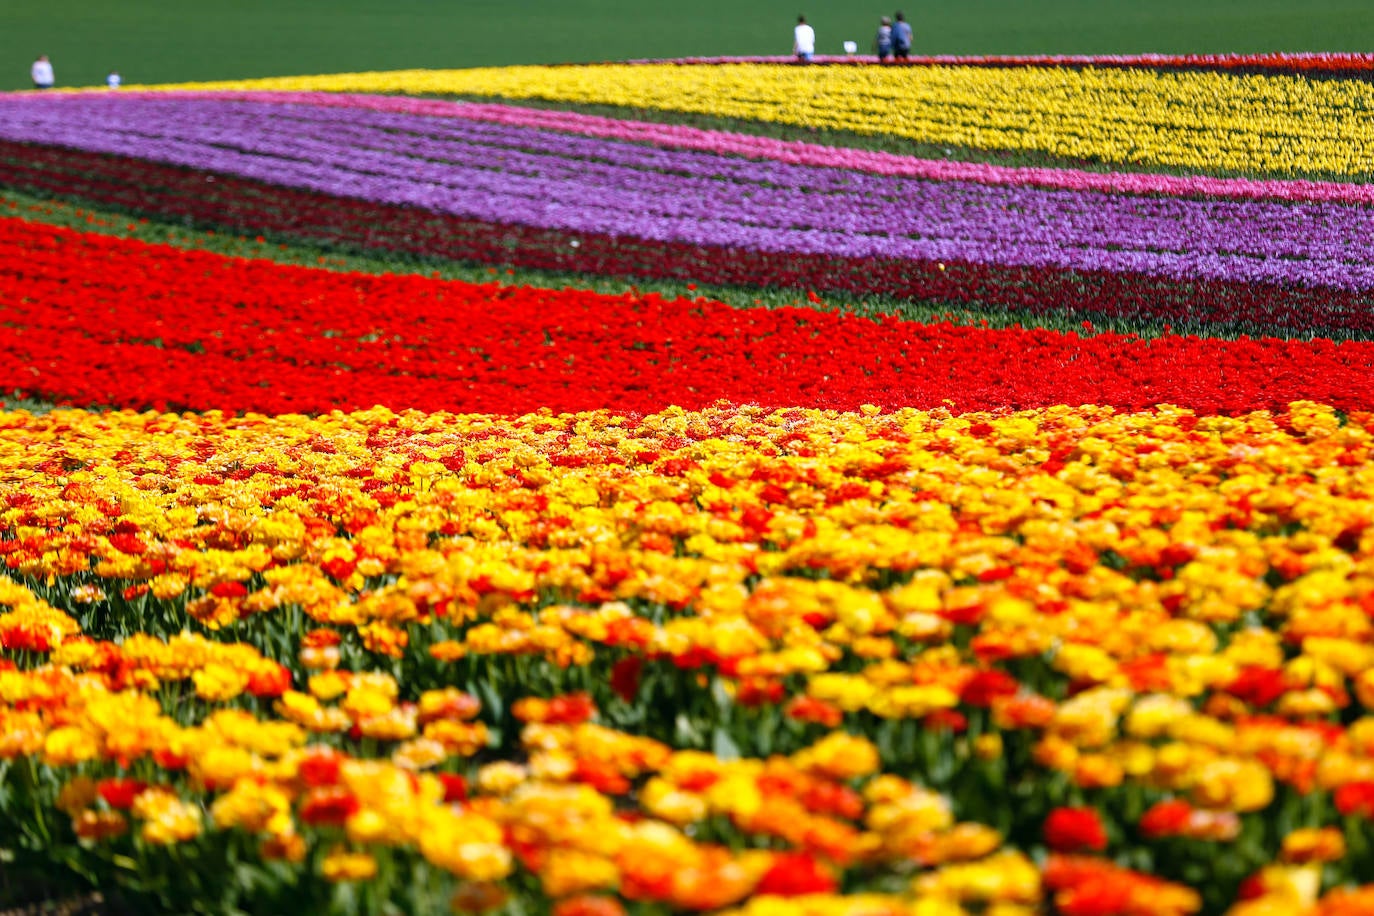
[712, 725, 741, 761]
[674, 713, 701, 747]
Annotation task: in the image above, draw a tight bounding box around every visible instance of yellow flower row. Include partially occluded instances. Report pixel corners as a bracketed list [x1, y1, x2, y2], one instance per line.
[6, 402, 1374, 705]
[0, 403, 1368, 683]
[134, 64, 1374, 177]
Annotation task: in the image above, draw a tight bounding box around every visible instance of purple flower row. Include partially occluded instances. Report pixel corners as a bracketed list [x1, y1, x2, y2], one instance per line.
[110, 90, 1374, 207]
[0, 94, 1369, 290]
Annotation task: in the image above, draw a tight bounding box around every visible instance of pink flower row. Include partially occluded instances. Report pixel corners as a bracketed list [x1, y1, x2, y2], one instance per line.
[108, 90, 1374, 208]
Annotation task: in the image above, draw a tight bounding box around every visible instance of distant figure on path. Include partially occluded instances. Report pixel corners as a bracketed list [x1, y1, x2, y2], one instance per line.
[874, 16, 893, 62]
[31, 55, 54, 90]
[892, 11, 913, 60]
[794, 15, 816, 63]
[106, 70, 122, 89]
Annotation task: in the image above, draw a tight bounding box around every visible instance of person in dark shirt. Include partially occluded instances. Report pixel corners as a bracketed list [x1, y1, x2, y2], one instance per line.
[892, 12, 913, 60]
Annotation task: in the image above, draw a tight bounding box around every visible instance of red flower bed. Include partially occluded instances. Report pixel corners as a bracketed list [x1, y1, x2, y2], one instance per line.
[3, 140, 1372, 338]
[4, 215, 1374, 415]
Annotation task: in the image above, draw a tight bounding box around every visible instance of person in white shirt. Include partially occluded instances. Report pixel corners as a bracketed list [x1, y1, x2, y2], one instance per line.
[106, 70, 122, 89]
[793, 15, 816, 62]
[30, 55, 54, 90]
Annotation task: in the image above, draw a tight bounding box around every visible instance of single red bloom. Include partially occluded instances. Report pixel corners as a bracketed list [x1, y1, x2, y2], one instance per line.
[107, 533, 147, 555]
[97, 777, 148, 810]
[784, 695, 844, 728]
[676, 770, 721, 793]
[1226, 666, 1291, 707]
[1335, 781, 1374, 818]
[437, 772, 468, 804]
[604, 617, 653, 649]
[959, 669, 1020, 707]
[609, 656, 644, 704]
[799, 780, 865, 821]
[1120, 654, 1173, 692]
[1236, 872, 1268, 900]
[736, 677, 786, 707]
[153, 748, 189, 770]
[1044, 806, 1109, 853]
[754, 852, 838, 897]
[547, 692, 597, 725]
[938, 602, 985, 626]
[573, 758, 632, 795]
[247, 663, 292, 697]
[320, 556, 357, 582]
[301, 629, 342, 649]
[1056, 878, 1136, 916]
[296, 749, 343, 788]
[209, 580, 248, 599]
[299, 785, 360, 826]
[1138, 799, 1193, 839]
[923, 709, 968, 733]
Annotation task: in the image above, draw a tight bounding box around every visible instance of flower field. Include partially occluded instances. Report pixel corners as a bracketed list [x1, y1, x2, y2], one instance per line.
[2, 54, 1374, 916]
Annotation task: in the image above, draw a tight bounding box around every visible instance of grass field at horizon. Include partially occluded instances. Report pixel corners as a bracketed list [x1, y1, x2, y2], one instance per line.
[5, 0, 1374, 91]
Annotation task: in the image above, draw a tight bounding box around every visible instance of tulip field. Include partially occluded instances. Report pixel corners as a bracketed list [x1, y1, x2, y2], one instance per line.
[4, 54, 1374, 916]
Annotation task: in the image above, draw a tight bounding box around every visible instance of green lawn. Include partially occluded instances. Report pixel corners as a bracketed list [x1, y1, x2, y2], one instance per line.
[5, 0, 1374, 91]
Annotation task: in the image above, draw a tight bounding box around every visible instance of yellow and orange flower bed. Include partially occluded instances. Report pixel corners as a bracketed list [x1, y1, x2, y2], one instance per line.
[4, 401, 1374, 914]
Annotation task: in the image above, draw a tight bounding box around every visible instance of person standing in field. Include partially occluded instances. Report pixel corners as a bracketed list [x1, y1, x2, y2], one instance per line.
[874, 16, 894, 62]
[794, 15, 816, 63]
[106, 70, 122, 89]
[30, 55, 54, 90]
[892, 11, 913, 60]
